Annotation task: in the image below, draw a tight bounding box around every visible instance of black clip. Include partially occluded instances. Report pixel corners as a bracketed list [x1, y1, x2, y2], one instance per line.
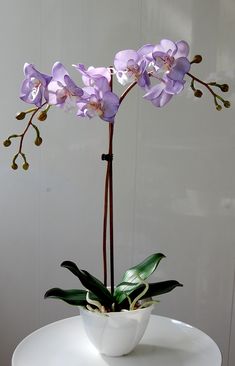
[101, 153, 113, 161]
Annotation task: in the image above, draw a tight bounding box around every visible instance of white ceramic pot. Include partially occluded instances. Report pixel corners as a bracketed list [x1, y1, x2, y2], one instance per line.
[79, 304, 153, 357]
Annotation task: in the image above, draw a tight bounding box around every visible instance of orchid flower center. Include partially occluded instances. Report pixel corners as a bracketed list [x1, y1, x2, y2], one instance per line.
[155, 54, 175, 73]
[30, 77, 41, 99]
[127, 64, 140, 79]
[31, 77, 41, 88]
[88, 100, 104, 117]
[162, 54, 175, 71]
[57, 86, 78, 104]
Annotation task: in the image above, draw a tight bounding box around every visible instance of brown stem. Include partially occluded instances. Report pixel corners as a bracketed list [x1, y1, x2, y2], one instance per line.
[102, 164, 109, 287]
[119, 71, 154, 105]
[186, 72, 218, 98]
[102, 70, 115, 292]
[120, 81, 137, 104]
[18, 102, 47, 154]
[108, 123, 114, 295]
[102, 70, 153, 293]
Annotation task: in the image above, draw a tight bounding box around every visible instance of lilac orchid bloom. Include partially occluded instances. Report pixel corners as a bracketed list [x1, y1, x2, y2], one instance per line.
[20, 63, 52, 107]
[73, 64, 111, 86]
[77, 77, 119, 122]
[114, 44, 154, 88]
[152, 39, 191, 82]
[47, 62, 83, 111]
[144, 76, 185, 107]
[143, 40, 191, 107]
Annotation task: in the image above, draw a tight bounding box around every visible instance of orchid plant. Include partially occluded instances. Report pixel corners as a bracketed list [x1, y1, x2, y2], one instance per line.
[4, 39, 230, 313]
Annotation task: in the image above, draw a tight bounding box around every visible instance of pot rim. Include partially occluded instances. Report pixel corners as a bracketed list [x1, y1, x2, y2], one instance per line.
[79, 303, 154, 316]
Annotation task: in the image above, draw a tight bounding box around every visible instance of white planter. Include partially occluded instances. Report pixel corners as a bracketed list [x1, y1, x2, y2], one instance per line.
[79, 305, 153, 357]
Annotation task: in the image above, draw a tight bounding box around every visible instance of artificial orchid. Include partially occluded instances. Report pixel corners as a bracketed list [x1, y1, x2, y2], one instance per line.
[73, 63, 111, 86]
[47, 62, 83, 111]
[114, 47, 152, 88]
[77, 77, 119, 122]
[143, 39, 191, 107]
[144, 76, 185, 107]
[20, 63, 51, 107]
[152, 39, 190, 80]
[4, 39, 230, 313]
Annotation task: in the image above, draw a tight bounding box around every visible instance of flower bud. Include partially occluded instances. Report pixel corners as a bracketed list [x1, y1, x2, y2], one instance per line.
[11, 162, 18, 170]
[37, 111, 47, 121]
[22, 162, 29, 170]
[194, 89, 203, 98]
[220, 84, 229, 92]
[16, 112, 26, 120]
[216, 105, 222, 111]
[224, 100, 231, 108]
[3, 139, 11, 147]
[192, 55, 202, 64]
[35, 137, 43, 146]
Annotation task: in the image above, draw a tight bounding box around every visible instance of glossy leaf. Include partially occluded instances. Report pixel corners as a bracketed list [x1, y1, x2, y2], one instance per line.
[61, 261, 115, 308]
[119, 280, 183, 308]
[44, 287, 91, 306]
[114, 253, 165, 303]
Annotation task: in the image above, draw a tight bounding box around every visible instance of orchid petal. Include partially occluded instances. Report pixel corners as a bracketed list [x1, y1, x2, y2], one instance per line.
[153, 39, 177, 56]
[64, 75, 83, 97]
[52, 62, 68, 83]
[114, 49, 139, 70]
[167, 57, 191, 81]
[175, 40, 190, 58]
[165, 79, 185, 94]
[137, 44, 154, 60]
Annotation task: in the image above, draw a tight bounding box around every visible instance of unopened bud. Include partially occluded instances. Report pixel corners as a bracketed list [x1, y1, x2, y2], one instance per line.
[194, 89, 203, 98]
[216, 105, 222, 111]
[16, 112, 26, 120]
[220, 84, 229, 92]
[11, 162, 18, 170]
[224, 100, 231, 108]
[22, 162, 29, 170]
[192, 55, 202, 64]
[37, 111, 47, 121]
[35, 137, 43, 146]
[3, 139, 11, 147]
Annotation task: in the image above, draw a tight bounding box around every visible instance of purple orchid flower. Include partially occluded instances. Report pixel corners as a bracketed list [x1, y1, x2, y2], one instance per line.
[20, 63, 52, 107]
[142, 39, 190, 108]
[73, 64, 111, 86]
[144, 76, 185, 107]
[114, 45, 153, 88]
[77, 77, 119, 123]
[47, 62, 83, 111]
[152, 39, 191, 81]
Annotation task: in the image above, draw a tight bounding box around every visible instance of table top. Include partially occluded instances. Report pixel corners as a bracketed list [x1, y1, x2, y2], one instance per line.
[12, 315, 222, 366]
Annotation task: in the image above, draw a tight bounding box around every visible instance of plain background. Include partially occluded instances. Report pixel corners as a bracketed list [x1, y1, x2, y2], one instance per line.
[0, 0, 235, 365]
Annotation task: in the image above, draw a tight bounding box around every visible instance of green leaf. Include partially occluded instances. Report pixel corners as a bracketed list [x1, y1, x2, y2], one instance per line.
[119, 280, 183, 308]
[114, 253, 165, 303]
[44, 288, 92, 306]
[116, 281, 139, 288]
[61, 261, 116, 308]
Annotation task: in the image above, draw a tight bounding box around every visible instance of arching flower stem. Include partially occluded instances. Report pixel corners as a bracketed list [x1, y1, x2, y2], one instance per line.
[102, 70, 115, 295]
[186, 72, 230, 110]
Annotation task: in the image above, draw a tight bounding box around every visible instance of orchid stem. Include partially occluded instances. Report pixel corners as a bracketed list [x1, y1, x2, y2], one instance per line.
[187, 72, 217, 98]
[18, 102, 47, 154]
[102, 165, 109, 287]
[109, 122, 114, 295]
[102, 69, 115, 295]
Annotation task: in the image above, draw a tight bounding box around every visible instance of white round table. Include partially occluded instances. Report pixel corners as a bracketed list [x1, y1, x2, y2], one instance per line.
[12, 315, 222, 366]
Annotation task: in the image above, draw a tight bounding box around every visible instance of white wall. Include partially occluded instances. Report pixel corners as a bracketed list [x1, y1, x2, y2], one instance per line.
[0, 0, 235, 365]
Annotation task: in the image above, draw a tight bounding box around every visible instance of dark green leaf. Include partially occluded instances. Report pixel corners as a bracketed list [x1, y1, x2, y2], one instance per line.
[114, 253, 165, 303]
[119, 280, 183, 307]
[61, 261, 115, 308]
[44, 288, 91, 306]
